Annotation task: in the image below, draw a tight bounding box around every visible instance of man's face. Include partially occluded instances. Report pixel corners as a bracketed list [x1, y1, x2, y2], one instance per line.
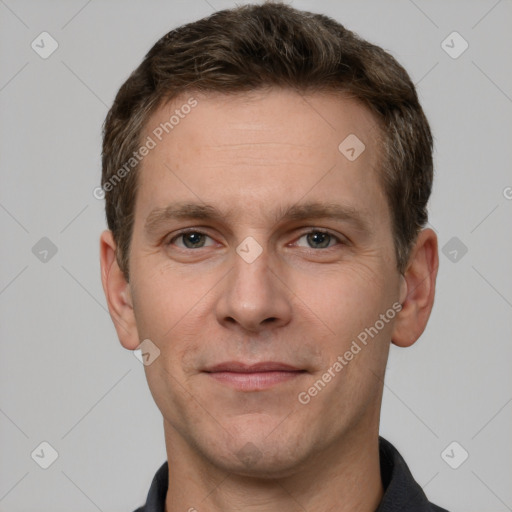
[126, 89, 403, 476]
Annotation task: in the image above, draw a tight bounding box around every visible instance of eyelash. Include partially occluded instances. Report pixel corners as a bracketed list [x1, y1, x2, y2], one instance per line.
[166, 228, 346, 250]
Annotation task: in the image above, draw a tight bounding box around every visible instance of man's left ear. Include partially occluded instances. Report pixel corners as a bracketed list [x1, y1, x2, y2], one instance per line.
[391, 228, 439, 347]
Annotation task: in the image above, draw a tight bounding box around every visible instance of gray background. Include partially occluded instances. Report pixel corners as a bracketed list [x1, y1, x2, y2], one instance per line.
[1, 0, 511, 511]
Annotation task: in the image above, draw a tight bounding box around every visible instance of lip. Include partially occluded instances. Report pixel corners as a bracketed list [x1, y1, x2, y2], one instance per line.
[204, 361, 301, 373]
[203, 361, 306, 391]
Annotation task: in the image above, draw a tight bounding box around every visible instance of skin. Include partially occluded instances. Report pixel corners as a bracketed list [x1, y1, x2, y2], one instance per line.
[100, 88, 438, 512]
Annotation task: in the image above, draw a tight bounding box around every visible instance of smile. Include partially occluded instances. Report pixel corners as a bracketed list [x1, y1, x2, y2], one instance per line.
[203, 362, 307, 391]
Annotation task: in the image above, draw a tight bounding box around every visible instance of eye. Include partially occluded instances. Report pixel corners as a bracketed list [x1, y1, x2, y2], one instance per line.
[294, 229, 343, 249]
[168, 230, 216, 249]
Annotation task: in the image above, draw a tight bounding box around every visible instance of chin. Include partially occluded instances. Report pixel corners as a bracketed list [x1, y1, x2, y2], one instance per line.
[217, 448, 310, 480]
[203, 426, 313, 479]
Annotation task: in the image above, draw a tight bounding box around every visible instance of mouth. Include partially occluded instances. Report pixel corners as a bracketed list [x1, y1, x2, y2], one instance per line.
[202, 361, 307, 391]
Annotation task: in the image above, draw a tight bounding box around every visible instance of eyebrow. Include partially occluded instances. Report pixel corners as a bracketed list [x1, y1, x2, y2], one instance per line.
[144, 200, 372, 237]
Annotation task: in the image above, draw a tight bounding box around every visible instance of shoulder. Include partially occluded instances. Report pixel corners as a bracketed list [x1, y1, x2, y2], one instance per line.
[377, 436, 452, 512]
[130, 461, 169, 512]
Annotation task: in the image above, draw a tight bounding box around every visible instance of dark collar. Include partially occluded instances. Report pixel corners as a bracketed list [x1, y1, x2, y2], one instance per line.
[133, 436, 450, 512]
[375, 436, 449, 512]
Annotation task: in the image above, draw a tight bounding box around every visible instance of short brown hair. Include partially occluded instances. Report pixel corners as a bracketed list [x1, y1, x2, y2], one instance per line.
[102, 1, 433, 281]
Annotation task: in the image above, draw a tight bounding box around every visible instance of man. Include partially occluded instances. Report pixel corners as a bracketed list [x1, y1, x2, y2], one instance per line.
[99, 2, 447, 511]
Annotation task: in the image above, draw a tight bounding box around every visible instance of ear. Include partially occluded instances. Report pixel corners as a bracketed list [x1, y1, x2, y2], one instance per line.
[391, 228, 439, 348]
[99, 230, 140, 350]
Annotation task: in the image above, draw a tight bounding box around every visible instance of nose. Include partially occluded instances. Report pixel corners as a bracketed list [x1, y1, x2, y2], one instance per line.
[215, 247, 292, 334]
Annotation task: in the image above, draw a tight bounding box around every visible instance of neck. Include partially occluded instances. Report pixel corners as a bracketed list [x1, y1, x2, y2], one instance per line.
[163, 422, 384, 512]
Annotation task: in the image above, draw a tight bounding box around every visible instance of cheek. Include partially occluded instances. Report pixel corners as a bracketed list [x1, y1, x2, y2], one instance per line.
[132, 285, 179, 341]
[293, 264, 397, 391]
[293, 262, 389, 333]
[130, 259, 210, 341]
[131, 269, 215, 378]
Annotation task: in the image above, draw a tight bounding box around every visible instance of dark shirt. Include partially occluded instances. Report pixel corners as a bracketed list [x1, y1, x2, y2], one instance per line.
[133, 436, 450, 512]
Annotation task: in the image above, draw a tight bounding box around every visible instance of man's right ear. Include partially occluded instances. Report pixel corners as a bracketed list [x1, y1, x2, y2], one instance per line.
[99, 230, 140, 350]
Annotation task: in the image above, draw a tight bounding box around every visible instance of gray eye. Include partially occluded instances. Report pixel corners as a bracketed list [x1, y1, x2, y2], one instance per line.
[172, 232, 215, 249]
[296, 231, 338, 249]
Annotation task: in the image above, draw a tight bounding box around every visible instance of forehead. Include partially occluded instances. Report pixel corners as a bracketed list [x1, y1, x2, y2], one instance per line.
[149, 88, 379, 148]
[135, 88, 388, 228]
